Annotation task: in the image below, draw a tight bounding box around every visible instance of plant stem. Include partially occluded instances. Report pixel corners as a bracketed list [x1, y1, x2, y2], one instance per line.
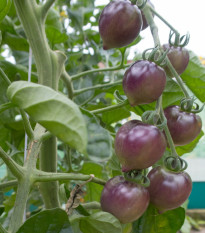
[149, 6, 179, 37]
[143, 6, 179, 158]
[91, 100, 129, 114]
[166, 59, 190, 99]
[73, 80, 122, 96]
[0, 67, 11, 86]
[81, 201, 101, 210]
[0, 180, 18, 190]
[142, 5, 160, 47]
[61, 70, 74, 99]
[0, 147, 24, 179]
[19, 109, 34, 140]
[41, 0, 56, 20]
[39, 137, 60, 208]
[33, 171, 106, 185]
[71, 64, 129, 81]
[9, 180, 31, 233]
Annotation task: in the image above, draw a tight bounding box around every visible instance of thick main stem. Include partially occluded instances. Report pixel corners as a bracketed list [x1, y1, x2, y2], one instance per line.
[13, 0, 66, 212]
[39, 137, 60, 208]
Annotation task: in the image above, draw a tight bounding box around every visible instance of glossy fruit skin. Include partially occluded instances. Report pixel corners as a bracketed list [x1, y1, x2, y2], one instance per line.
[100, 176, 150, 223]
[123, 60, 166, 106]
[164, 105, 202, 146]
[163, 44, 189, 77]
[114, 120, 166, 172]
[148, 166, 192, 213]
[99, 0, 142, 50]
[141, 1, 154, 30]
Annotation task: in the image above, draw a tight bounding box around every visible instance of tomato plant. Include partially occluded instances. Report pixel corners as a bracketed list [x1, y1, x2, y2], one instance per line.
[100, 176, 149, 223]
[0, 0, 204, 233]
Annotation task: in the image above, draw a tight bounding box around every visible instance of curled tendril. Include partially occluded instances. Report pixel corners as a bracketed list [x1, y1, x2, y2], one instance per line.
[142, 110, 167, 130]
[136, 0, 147, 9]
[164, 156, 188, 172]
[169, 30, 190, 47]
[180, 97, 205, 113]
[142, 46, 169, 66]
[124, 170, 150, 187]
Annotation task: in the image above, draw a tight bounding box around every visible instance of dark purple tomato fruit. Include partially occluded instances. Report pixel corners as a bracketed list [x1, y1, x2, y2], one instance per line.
[100, 176, 150, 223]
[162, 44, 189, 77]
[164, 105, 202, 146]
[141, 0, 154, 30]
[148, 166, 192, 213]
[114, 120, 166, 172]
[123, 60, 166, 106]
[99, 0, 142, 50]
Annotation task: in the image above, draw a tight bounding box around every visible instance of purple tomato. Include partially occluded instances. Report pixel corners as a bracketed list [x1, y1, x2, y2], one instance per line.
[99, 0, 142, 50]
[163, 44, 189, 77]
[148, 166, 192, 213]
[164, 105, 202, 146]
[123, 60, 166, 106]
[114, 120, 166, 172]
[100, 176, 150, 223]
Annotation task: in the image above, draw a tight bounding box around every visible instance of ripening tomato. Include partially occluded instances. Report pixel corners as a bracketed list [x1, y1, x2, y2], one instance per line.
[100, 176, 150, 223]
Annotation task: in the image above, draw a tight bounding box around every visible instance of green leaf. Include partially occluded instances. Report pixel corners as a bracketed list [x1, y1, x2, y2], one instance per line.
[176, 130, 204, 156]
[16, 208, 73, 233]
[0, 0, 12, 23]
[181, 51, 205, 102]
[162, 78, 184, 108]
[132, 205, 185, 233]
[80, 162, 104, 202]
[7, 81, 87, 153]
[102, 107, 131, 125]
[46, 26, 68, 44]
[3, 32, 29, 51]
[81, 109, 112, 161]
[74, 211, 122, 233]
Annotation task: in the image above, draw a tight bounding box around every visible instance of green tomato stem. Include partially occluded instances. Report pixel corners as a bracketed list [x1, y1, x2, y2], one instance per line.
[81, 201, 101, 210]
[40, 0, 56, 20]
[149, 6, 180, 39]
[71, 65, 129, 81]
[0, 67, 11, 86]
[91, 100, 129, 114]
[0, 180, 18, 190]
[33, 170, 106, 185]
[166, 59, 191, 99]
[19, 109, 34, 140]
[61, 70, 74, 99]
[73, 80, 122, 96]
[0, 147, 24, 180]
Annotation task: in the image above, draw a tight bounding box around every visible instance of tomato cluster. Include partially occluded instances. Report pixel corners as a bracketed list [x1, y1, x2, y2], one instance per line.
[99, 0, 199, 225]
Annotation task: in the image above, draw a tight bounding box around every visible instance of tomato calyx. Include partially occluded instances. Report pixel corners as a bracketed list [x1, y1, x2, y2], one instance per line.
[164, 156, 188, 172]
[124, 169, 150, 187]
[180, 97, 205, 113]
[142, 46, 169, 66]
[169, 30, 190, 48]
[141, 110, 167, 130]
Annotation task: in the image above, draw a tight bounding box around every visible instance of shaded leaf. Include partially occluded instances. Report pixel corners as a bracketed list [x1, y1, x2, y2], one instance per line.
[7, 81, 87, 153]
[81, 109, 112, 161]
[46, 26, 68, 44]
[0, 0, 12, 23]
[132, 205, 185, 233]
[16, 208, 73, 233]
[80, 162, 104, 202]
[71, 211, 122, 233]
[181, 51, 205, 102]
